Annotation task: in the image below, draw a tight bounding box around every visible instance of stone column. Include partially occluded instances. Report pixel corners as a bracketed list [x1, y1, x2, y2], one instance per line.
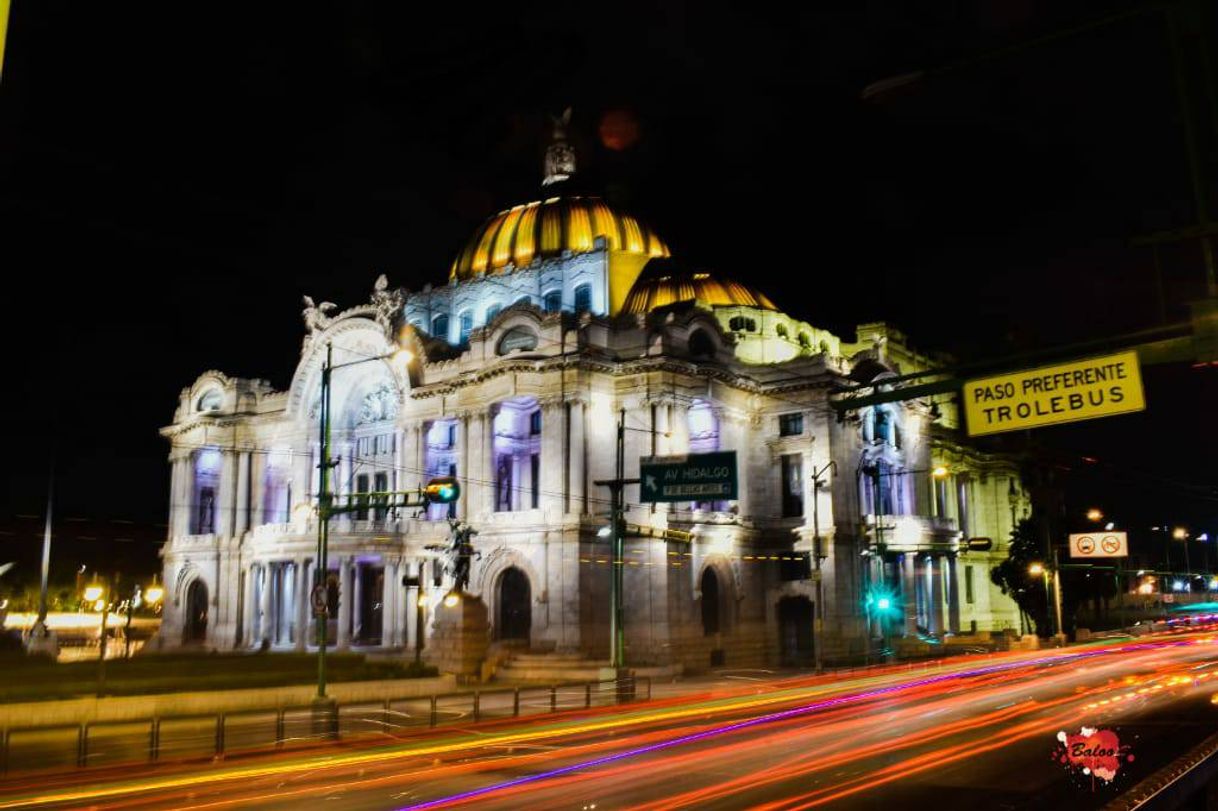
[568, 400, 586, 516]
[946, 554, 961, 635]
[249, 451, 266, 529]
[235, 451, 252, 536]
[168, 456, 185, 537]
[382, 557, 399, 648]
[295, 558, 310, 651]
[337, 557, 353, 649]
[217, 450, 238, 538]
[928, 555, 946, 637]
[539, 400, 563, 516]
[257, 562, 272, 645]
[465, 412, 485, 521]
[670, 404, 691, 456]
[174, 454, 194, 536]
[901, 553, 918, 636]
[482, 407, 498, 515]
[724, 412, 751, 516]
[352, 561, 364, 644]
[241, 565, 255, 648]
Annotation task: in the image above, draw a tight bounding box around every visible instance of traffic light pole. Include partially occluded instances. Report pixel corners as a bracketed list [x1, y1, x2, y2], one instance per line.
[315, 344, 333, 700]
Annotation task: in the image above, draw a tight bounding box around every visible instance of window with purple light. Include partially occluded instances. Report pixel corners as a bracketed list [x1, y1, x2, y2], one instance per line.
[492, 397, 541, 512]
[191, 448, 222, 534]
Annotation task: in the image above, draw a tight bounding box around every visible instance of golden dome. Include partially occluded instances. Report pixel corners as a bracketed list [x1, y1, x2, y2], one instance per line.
[622, 260, 777, 314]
[449, 195, 670, 281]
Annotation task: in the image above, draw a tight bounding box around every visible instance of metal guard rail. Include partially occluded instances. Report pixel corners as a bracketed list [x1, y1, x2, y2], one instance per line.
[0, 674, 651, 776]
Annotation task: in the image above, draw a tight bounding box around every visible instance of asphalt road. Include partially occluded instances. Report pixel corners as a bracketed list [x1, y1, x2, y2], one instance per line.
[3, 632, 1217, 810]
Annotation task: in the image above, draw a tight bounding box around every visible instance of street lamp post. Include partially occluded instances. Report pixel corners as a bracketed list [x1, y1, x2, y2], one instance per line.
[810, 461, 836, 674]
[1029, 559, 1064, 642]
[83, 579, 111, 695]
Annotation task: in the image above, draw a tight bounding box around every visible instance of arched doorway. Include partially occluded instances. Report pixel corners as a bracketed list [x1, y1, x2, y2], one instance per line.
[777, 596, 814, 667]
[701, 568, 721, 636]
[497, 567, 531, 642]
[183, 580, 209, 643]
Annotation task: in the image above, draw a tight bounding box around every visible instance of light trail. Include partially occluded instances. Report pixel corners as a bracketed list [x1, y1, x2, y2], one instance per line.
[396, 639, 1205, 810]
[1, 635, 1211, 810]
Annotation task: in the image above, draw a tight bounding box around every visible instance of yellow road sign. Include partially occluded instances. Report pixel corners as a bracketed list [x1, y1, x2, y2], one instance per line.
[963, 350, 1145, 436]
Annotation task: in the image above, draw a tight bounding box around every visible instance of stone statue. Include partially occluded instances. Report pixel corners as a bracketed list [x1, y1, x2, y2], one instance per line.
[302, 295, 337, 333]
[427, 519, 480, 593]
[542, 107, 576, 186]
[369, 273, 404, 328]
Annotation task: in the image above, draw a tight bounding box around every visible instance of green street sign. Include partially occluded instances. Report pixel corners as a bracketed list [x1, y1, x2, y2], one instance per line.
[640, 451, 738, 503]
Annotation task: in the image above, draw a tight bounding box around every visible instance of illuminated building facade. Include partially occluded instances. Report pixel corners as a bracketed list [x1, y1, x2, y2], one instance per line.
[155, 127, 1025, 669]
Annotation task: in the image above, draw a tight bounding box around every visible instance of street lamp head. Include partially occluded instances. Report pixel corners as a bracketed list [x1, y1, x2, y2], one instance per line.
[391, 348, 414, 369]
[1086, 508, 1103, 522]
[597, 525, 612, 538]
[931, 466, 949, 479]
[1173, 527, 1189, 540]
[144, 585, 164, 604]
[83, 585, 105, 603]
[1028, 562, 1045, 576]
[443, 592, 461, 608]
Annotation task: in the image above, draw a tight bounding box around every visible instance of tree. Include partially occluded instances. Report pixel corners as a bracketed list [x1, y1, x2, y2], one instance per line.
[991, 518, 1051, 636]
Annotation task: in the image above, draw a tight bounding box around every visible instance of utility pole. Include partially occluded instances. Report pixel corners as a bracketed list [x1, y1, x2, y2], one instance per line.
[594, 409, 640, 672]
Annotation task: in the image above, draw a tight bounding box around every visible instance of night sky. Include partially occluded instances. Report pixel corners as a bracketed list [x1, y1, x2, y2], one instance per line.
[1, 1, 1216, 584]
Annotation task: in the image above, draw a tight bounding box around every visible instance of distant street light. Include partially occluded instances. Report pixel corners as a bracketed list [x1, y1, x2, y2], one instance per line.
[1028, 562, 1045, 576]
[931, 466, 949, 479]
[1173, 527, 1189, 540]
[1086, 508, 1104, 522]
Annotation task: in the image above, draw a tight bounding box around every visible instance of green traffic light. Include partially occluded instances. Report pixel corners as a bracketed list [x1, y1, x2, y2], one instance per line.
[424, 476, 461, 504]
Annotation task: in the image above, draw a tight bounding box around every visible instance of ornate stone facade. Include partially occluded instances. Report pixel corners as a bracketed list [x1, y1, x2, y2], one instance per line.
[155, 147, 1026, 670]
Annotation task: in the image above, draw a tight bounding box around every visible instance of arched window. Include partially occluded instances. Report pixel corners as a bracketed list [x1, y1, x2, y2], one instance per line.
[543, 289, 562, 313]
[497, 326, 539, 355]
[729, 316, 746, 332]
[798, 332, 811, 350]
[431, 313, 449, 341]
[514, 295, 532, 308]
[458, 310, 474, 343]
[775, 323, 788, 338]
[485, 303, 501, 323]
[688, 329, 714, 359]
[197, 389, 222, 412]
[573, 283, 593, 314]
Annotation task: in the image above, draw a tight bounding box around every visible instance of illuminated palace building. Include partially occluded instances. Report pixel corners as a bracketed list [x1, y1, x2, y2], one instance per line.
[156, 128, 1026, 669]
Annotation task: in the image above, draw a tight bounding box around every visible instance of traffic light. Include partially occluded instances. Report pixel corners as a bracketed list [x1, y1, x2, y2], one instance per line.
[423, 477, 460, 504]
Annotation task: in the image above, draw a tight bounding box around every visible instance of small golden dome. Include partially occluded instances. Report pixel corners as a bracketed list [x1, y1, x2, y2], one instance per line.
[622, 259, 777, 314]
[449, 196, 669, 281]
